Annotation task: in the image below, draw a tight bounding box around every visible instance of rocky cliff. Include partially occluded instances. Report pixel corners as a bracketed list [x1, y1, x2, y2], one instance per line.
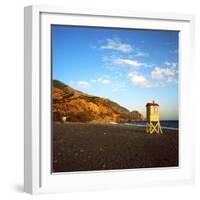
[53, 80, 144, 123]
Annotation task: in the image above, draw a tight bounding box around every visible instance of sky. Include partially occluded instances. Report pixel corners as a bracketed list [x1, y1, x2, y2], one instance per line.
[52, 25, 179, 120]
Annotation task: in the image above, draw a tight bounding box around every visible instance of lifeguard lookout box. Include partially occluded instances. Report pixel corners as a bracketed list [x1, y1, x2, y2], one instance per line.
[146, 101, 162, 134]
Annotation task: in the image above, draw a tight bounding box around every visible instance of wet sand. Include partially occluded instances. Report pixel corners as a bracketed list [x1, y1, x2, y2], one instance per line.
[52, 123, 178, 173]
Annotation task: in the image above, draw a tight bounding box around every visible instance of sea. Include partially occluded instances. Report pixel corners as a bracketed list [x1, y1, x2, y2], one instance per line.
[120, 120, 179, 130]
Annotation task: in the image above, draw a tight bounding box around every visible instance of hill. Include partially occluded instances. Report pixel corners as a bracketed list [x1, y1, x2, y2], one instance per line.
[53, 80, 144, 123]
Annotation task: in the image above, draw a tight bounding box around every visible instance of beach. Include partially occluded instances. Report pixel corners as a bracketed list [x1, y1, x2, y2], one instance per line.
[53, 123, 178, 173]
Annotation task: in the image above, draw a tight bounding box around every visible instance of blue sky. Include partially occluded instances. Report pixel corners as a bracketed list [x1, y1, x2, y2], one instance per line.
[52, 25, 179, 120]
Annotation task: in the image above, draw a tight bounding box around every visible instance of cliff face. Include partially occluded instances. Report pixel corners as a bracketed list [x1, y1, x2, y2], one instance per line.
[53, 80, 144, 123]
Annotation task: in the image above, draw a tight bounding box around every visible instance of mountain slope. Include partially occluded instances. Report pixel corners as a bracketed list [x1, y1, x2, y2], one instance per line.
[53, 80, 144, 122]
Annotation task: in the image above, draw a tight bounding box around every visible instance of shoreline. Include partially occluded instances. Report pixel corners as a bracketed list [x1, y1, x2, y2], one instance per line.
[117, 121, 179, 130]
[120, 123, 179, 131]
[56, 121, 179, 131]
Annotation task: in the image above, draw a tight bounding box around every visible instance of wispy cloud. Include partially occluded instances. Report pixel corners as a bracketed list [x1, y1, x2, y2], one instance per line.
[151, 67, 174, 80]
[135, 51, 149, 57]
[77, 81, 90, 88]
[128, 72, 151, 88]
[100, 38, 133, 53]
[101, 79, 110, 84]
[164, 61, 177, 68]
[91, 77, 111, 84]
[151, 62, 177, 81]
[102, 53, 151, 69]
[99, 37, 149, 58]
[114, 58, 145, 67]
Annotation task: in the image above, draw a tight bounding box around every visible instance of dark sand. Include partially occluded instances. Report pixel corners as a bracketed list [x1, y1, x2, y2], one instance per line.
[53, 123, 178, 173]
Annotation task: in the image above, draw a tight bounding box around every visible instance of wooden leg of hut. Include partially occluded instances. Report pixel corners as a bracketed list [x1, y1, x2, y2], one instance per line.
[149, 123, 152, 134]
[159, 123, 163, 134]
[147, 122, 151, 134]
[156, 123, 159, 134]
[151, 122, 157, 134]
[155, 123, 158, 134]
[146, 123, 148, 133]
[150, 122, 154, 134]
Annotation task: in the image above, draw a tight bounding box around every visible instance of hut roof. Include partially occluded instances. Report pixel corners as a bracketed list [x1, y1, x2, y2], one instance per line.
[146, 101, 159, 107]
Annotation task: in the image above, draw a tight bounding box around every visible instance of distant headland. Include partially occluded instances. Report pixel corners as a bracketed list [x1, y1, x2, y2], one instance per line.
[53, 80, 144, 123]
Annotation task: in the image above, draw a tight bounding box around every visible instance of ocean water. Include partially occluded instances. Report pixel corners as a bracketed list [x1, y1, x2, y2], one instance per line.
[122, 120, 179, 130]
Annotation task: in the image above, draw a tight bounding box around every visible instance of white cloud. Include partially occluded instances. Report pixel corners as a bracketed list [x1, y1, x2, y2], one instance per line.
[167, 77, 174, 83]
[77, 81, 90, 88]
[164, 61, 171, 66]
[128, 72, 151, 88]
[100, 38, 133, 53]
[151, 66, 176, 80]
[114, 58, 145, 67]
[97, 78, 110, 84]
[135, 51, 149, 57]
[101, 79, 110, 84]
[164, 61, 177, 68]
[91, 78, 110, 84]
[172, 63, 177, 69]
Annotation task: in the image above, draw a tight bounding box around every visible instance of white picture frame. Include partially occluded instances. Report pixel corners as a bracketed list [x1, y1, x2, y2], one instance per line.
[24, 5, 195, 194]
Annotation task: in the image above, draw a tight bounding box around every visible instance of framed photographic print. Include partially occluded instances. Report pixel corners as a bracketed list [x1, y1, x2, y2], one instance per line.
[24, 5, 195, 194]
